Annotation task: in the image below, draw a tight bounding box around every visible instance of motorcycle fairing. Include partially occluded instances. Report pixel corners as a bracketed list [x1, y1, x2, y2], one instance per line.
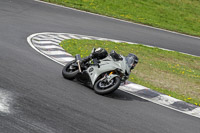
[87, 56, 130, 85]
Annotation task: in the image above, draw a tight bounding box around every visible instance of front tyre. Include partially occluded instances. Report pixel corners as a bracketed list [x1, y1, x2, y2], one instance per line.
[94, 76, 121, 95]
[62, 60, 79, 80]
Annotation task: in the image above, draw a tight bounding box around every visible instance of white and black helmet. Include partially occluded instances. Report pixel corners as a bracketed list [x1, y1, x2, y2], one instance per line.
[92, 47, 108, 60]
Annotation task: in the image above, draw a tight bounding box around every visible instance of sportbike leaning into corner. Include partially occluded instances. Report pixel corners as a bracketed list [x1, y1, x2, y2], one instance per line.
[62, 47, 139, 95]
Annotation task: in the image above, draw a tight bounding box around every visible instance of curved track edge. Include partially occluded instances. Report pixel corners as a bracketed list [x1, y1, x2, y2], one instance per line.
[27, 32, 200, 119]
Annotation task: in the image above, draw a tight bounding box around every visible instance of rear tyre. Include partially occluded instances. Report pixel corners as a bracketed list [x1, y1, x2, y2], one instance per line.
[93, 76, 121, 95]
[62, 60, 79, 80]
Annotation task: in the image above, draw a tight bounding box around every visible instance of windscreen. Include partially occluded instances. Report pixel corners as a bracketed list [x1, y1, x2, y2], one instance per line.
[125, 53, 136, 68]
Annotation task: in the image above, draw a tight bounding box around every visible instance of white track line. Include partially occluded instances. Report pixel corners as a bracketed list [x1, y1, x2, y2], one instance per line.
[27, 34, 64, 66]
[79, 36, 91, 40]
[151, 95, 181, 105]
[42, 32, 200, 57]
[34, 44, 64, 50]
[34, 0, 200, 41]
[68, 34, 81, 39]
[41, 50, 69, 55]
[33, 40, 58, 45]
[57, 34, 72, 40]
[55, 57, 75, 62]
[33, 37, 61, 43]
[27, 32, 200, 118]
[46, 35, 69, 42]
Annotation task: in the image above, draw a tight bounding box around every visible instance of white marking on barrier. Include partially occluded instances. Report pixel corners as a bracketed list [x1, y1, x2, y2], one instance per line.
[35, 32, 200, 57]
[33, 40, 58, 45]
[36, 34, 52, 39]
[55, 57, 74, 62]
[189, 108, 200, 117]
[28, 34, 65, 66]
[41, 50, 69, 55]
[96, 38, 108, 41]
[57, 34, 71, 40]
[124, 41, 136, 44]
[44, 34, 65, 41]
[124, 83, 148, 90]
[68, 34, 80, 39]
[80, 36, 91, 39]
[106, 39, 123, 43]
[27, 32, 200, 119]
[33, 37, 61, 43]
[34, 44, 64, 50]
[152, 95, 181, 106]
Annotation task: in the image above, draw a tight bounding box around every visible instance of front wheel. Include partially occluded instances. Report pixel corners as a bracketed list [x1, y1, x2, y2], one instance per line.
[62, 60, 79, 80]
[93, 76, 121, 95]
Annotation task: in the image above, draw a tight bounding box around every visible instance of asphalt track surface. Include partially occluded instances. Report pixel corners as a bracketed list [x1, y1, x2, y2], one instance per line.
[0, 0, 200, 133]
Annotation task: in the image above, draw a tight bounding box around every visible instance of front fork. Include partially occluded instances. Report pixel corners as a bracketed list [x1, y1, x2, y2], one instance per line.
[100, 71, 120, 83]
[75, 54, 92, 72]
[77, 60, 82, 72]
[75, 54, 82, 72]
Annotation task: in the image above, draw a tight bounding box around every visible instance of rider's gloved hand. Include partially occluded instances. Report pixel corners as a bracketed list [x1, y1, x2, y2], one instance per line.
[91, 52, 98, 59]
[81, 56, 92, 64]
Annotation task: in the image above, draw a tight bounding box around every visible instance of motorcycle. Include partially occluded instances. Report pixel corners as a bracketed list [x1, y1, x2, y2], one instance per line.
[62, 48, 138, 95]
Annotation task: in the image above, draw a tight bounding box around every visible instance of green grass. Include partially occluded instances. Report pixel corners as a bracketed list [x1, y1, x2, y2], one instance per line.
[60, 39, 200, 106]
[43, 0, 200, 37]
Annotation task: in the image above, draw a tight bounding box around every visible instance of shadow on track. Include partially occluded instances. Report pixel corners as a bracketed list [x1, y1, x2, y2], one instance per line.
[105, 89, 147, 102]
[65, 79, 147, 102]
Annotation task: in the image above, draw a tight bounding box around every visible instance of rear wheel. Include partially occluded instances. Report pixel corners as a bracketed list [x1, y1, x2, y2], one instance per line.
[94, 76, 121, 95]
[62, 60, 79, 80]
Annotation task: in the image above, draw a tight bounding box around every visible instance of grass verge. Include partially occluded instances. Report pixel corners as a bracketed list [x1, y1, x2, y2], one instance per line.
[60, 39, 200, 106]
[43, 0, 200, 37]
